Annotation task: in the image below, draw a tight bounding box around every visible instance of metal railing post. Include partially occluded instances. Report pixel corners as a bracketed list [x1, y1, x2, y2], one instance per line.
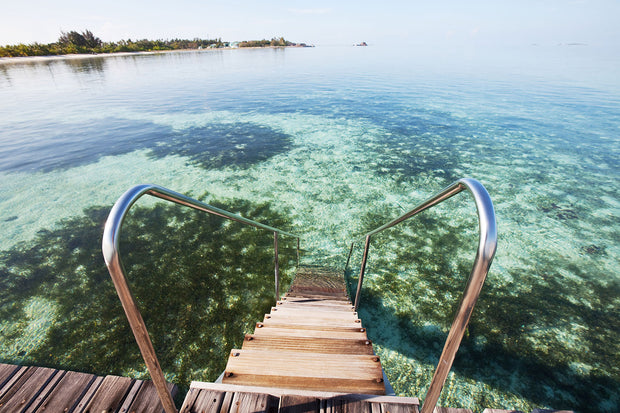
[354, 235, 371, 312]
[274, 231, 280, 300]
[421, 179, 496, 413]
[296, 237, 300, 267]
[345, 242, 354, 272]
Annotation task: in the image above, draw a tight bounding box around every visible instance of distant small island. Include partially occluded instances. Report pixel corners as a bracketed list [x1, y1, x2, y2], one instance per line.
[0, 30, 313, 58]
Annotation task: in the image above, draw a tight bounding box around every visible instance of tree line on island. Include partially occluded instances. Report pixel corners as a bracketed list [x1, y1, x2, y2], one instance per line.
[0, 30, 312, 58]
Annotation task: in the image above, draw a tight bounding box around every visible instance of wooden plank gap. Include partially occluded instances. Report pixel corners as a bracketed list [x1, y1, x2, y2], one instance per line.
[229, 392, 279, 413]
[23, 369, 67, 413]
[0, 364, 22, 391]
[31, 371, 97, 413]
[0, 366, 58, 412]
[0, 365, 30, 401]
[117, 378, 144, 413]
[72, 375, 104, 412]
[82, 375, 134, 413]
[188, 389, 226, 413]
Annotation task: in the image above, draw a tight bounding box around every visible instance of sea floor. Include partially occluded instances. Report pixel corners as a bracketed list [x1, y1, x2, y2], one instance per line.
[0, 47, 618, 412]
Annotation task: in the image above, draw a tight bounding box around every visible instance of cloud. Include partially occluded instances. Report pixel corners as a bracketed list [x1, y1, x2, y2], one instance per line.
[288, 8, 331, 15]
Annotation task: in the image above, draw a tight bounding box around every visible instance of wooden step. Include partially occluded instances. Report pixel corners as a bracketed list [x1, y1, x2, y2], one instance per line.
[285, 291, 349, 300]
[277, 299, 354, 309]
[256, 321, 366, 332]
[265, 309, 359, 322]
[252, 326, 369, 340]
[261, 316, 363, 328]
[222, 349, 385, 395]
[241, 334, 374, 355]
[271, 306, 357, 316]
[219, 265, 386, 396]
[278, 297, 354, 305]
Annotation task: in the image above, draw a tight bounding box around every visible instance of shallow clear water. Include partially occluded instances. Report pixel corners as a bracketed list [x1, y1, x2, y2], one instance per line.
[0, 46, 618, 412]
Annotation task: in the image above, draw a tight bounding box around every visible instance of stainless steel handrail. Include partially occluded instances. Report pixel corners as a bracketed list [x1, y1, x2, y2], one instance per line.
[102, 184, 299, 413]
[349, 178, 497, 413]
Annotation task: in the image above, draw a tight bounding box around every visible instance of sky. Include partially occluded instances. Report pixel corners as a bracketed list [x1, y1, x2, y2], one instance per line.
[1, 0, 619, 50]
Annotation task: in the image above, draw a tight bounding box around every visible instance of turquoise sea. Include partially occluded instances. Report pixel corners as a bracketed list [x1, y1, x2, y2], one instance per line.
[0, 45, 618, 412]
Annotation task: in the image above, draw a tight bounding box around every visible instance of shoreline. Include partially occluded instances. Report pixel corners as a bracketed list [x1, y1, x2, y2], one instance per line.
[0, 45, 311, 65]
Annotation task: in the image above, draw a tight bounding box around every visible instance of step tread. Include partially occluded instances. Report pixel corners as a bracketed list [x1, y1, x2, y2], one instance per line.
[241, 334, 374, 355]
[222, 349, 385, 395]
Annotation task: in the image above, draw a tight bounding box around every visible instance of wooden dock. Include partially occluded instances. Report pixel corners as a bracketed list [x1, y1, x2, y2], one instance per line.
[2, 266, 574, 413]
[0, 362, 176, 412]
[180, 382, 419, 413]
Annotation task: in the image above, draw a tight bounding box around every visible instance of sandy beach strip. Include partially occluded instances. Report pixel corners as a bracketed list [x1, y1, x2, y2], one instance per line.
[0, 45, 311, 65]
[0, 49, 221, 65]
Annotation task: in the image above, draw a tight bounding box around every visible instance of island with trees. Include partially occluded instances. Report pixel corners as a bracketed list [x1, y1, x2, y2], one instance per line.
[0, 30, 313, 58]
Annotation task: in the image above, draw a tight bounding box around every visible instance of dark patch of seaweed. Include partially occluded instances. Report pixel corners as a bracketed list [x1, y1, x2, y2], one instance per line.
[0, 195, 296, 399]
[147, 122, 293, 170]
[346, 207, 619, 413]
[0, 119, 293, 173]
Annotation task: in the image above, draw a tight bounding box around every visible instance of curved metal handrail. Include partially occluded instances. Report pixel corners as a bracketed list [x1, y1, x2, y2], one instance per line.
[348, 178, 497, 413]
[102, 184, 299, 413]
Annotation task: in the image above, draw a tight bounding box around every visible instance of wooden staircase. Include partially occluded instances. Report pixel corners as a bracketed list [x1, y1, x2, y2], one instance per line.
[220, 266, 386, 395]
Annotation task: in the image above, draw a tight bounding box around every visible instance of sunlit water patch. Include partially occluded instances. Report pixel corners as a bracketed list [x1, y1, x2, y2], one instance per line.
[0, 46, 618, 412]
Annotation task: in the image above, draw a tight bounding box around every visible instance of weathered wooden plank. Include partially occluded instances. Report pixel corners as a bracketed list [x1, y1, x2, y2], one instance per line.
[223, 350, 384, 394]
[187, 382, 420, 405]
[0, 366, 58, 412]
[268, 310, 358, 323]
[220, 389, 235, 412]
[0, 365, 30, 400]
[265, 313, 360, 324]
[180, 388, 201, 413]
[73, 375, 104, 412]
[279, 394, 319, 413]
[329, 397, 371, 413]
[291, 277, 346, 287]
[242, 335, 374, 355]
[0, 364, 21, 391]
[278, 297, 353, 304]
[22, 369, 67, 413]
[259, 319, 365, 330]
[377, 401, 420, 412]
[228, 391, 279, 413]
[263, 315, 362, 328]
[253, 325, 368, 340]
[82, 375, 134, 412]
[271, 306, 357, 316]
[126, 380, 178, 413]
[481, 409, 525, 413]
[181, 389, 226, 413]
[223, 371, 384, 395]
[225, 350, 383, 380]
[285, 292, 350, 300]
[276, 303, 355, 312]
[117, 378, 144, 412]
[434, 408, 473, 413]
[278, 298, 353, 306]
[285, 291, 349, 299]
[28, 370, 97, 413]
